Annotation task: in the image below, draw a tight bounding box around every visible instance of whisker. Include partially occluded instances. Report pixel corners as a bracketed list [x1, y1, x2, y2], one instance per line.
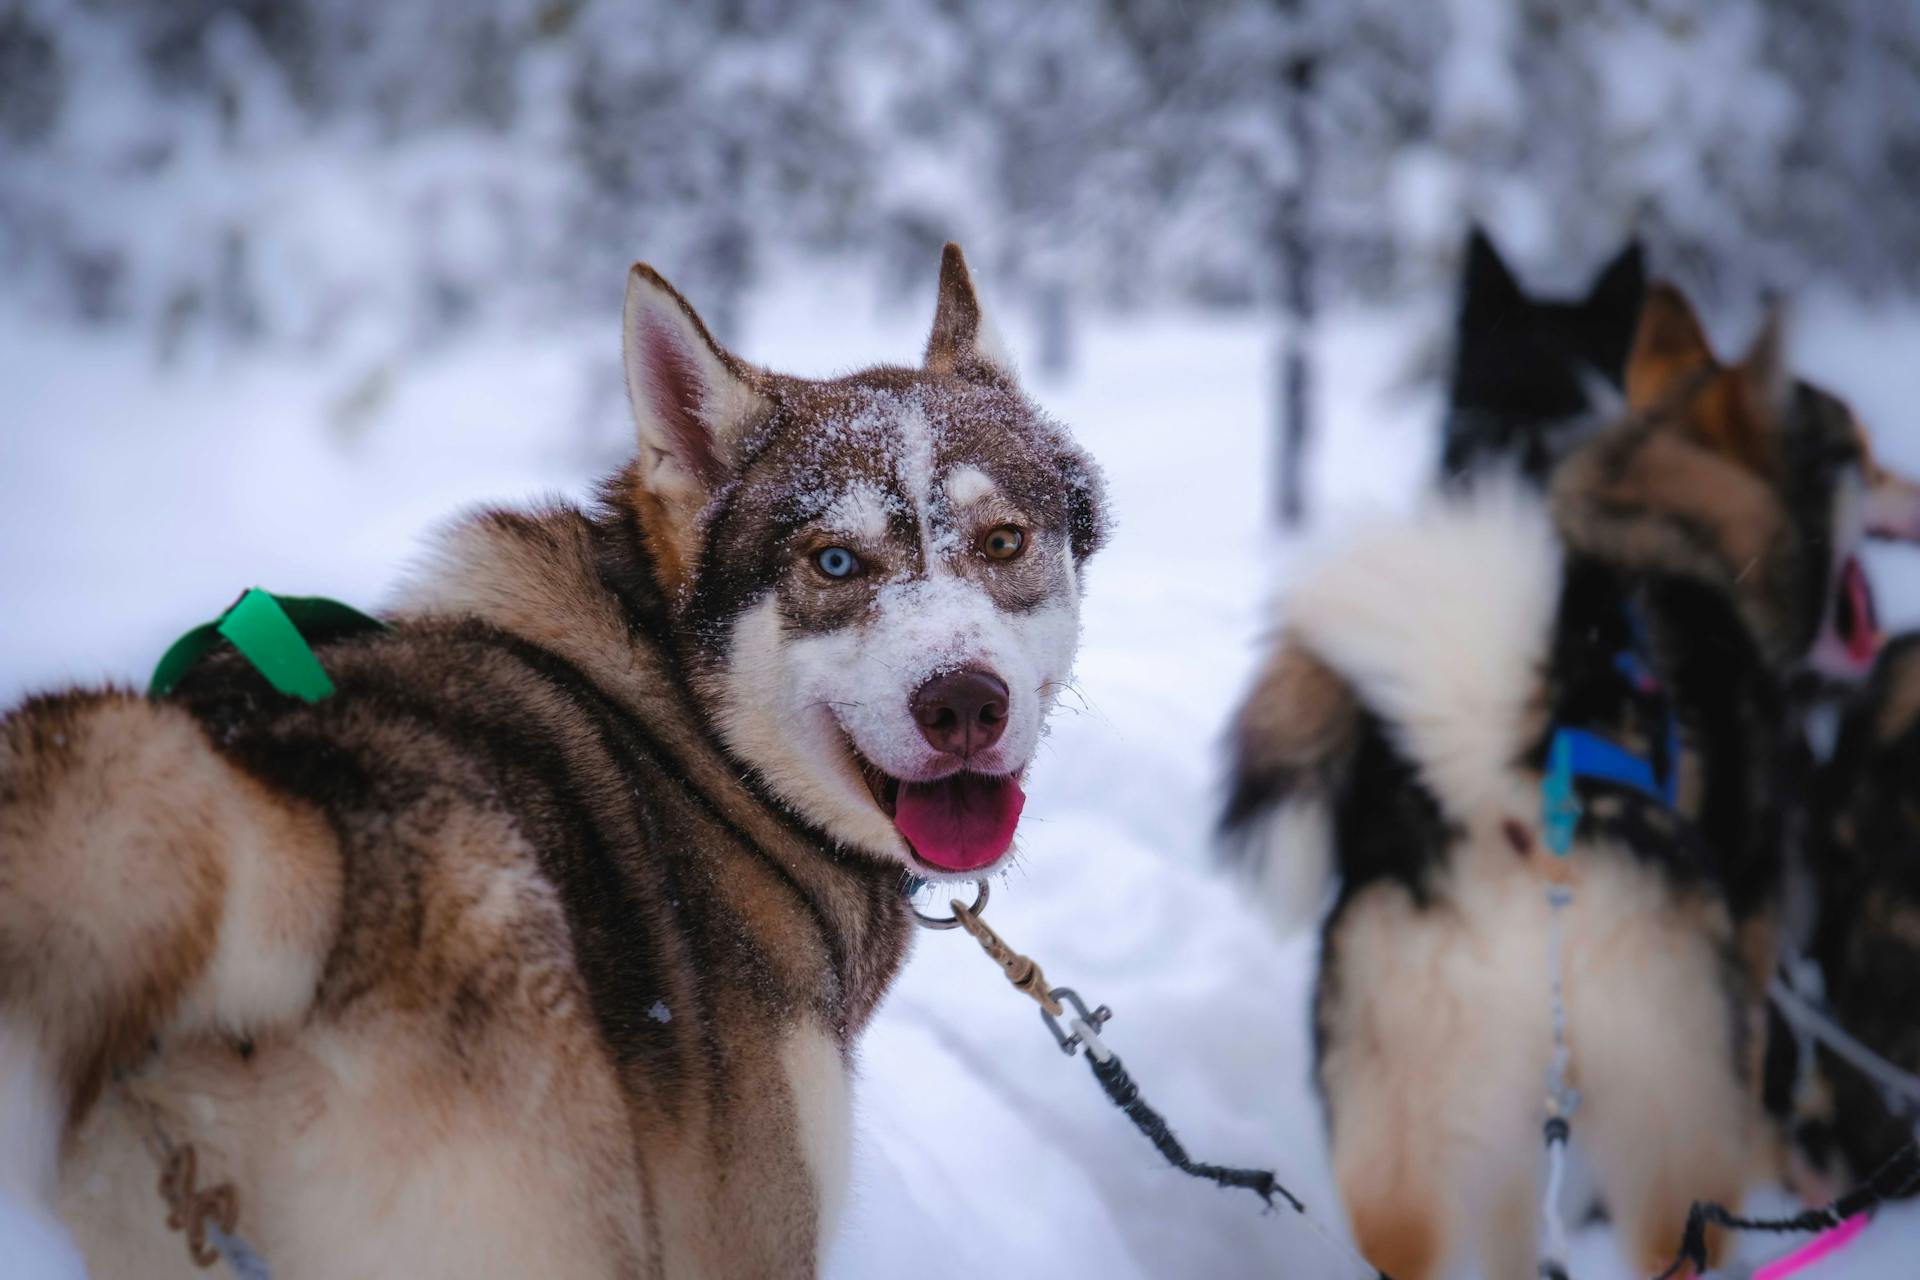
[1037, 679, 1092, 713]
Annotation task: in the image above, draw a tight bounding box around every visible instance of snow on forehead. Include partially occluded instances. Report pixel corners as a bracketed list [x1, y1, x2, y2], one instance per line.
[765, 390, 910, 526]
[821, 481, 891, 539]
[869, 575, 998, 671]
[777, 383, 1034, 530]
[945, 464, 996, 507]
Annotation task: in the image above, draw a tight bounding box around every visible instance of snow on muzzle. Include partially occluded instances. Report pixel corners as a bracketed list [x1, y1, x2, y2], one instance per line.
[831, 576, 1066, 873]
[886, 667, 1023, 872]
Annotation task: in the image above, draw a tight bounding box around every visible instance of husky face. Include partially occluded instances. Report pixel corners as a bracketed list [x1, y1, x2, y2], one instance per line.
[1441, 226, 1646, 482]
[1610, 282, 1920, 681]
[620, 245, 1108, 878]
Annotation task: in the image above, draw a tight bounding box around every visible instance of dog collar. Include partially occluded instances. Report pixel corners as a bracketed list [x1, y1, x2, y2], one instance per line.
[149, 588, 387, 703]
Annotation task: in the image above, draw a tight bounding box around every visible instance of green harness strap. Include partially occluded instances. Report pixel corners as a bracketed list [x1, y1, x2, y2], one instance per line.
[149, 588, 388, 703]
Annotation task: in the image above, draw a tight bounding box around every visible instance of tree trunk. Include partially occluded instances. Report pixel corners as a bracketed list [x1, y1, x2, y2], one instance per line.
[1274, 52, 1317, 527]
[1035, 277, 1073, 381]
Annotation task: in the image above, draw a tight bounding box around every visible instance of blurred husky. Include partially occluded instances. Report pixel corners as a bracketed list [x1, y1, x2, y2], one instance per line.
[1775, 634, 1920, 1196]
[1440, 226, 1646, 485]
[0, 244, 1108, 1279]
[1220, 282, 1920, 1279]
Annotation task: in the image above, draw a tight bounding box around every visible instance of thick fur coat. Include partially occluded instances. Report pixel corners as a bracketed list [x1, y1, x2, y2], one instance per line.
[1222, 282, 1906, 1278]
[0, 245, 1108, 1279]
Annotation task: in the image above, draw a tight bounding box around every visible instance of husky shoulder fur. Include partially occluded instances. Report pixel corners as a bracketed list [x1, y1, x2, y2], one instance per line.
[0, 244, 1108, 1279]
[1222, 282, 1914, 1280]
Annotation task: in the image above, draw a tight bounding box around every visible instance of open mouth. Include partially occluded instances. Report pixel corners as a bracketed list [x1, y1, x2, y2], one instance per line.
[1832, 554, 1882, 669]
[858, 756, 1025, 873]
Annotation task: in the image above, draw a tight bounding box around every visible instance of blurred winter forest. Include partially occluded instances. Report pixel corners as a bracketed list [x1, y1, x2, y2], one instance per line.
[6, 0, 1920, 366]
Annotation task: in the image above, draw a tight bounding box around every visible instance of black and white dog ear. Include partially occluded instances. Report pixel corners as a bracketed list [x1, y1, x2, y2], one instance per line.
[924, 243, 1018, 385]
[1460, 224, 1523, 319]
[623, 263, 769, 500]
[1587, 239, 1647, 323]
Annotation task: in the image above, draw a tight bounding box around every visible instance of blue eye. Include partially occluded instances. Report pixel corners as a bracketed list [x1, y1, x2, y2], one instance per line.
[813, 546, 859, 579]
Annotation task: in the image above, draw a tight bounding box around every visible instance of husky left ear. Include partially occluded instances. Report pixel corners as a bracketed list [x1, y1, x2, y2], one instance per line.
[1626, 282, 1717, 413]
[623, 263, 771, 585]
[924, 243, 1017, 384]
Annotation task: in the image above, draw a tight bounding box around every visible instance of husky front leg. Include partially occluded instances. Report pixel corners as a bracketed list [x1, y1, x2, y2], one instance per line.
[0, 692, 341, 1202]
[1319, 873, 1555, 1280]
[1566, 866, 1757, 1277]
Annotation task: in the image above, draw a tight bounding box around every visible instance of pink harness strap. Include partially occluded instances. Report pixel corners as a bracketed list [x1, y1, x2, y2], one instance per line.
[1751, 1213, 1870, 1280]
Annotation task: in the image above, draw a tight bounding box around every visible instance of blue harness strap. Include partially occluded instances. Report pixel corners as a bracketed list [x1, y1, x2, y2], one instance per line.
[1558, 723, 1679, 808]
[1540, 601, 1681, 857]
[1535, 595, 1684, 1275]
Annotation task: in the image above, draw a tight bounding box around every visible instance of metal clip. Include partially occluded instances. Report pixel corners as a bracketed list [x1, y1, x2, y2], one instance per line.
[1041, 987, 1113, 1058]
[949, 891, 1062, 1016]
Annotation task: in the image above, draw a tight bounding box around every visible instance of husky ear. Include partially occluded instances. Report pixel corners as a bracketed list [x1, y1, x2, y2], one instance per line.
[1583, 241, 1648, 386]
[1626, 282, 1717, 412]
[1587, 241, 1646, 326]
[623, 264, 771, 582]
[1461, 225, 1523, 319]
[1588, 240, 1646, 310]
[1638, 290, 1785, 475]
[924, 243, 1016, 384]
[1737, 307, 1791, 419]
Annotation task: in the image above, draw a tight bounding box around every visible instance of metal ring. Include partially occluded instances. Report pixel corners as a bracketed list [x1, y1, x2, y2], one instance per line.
[904, 877, 989, 930]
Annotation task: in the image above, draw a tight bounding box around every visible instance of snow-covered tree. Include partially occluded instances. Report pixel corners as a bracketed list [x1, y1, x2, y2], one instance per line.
[3, 0, 1918, 359]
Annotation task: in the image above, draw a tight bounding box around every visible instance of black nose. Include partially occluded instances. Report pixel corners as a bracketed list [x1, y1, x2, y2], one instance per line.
[911, 668, 1010, 757]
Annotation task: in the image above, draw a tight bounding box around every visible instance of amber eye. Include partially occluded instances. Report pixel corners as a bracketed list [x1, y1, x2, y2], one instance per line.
[813, 546, 860, 579]
[981, 525, 1026, 561]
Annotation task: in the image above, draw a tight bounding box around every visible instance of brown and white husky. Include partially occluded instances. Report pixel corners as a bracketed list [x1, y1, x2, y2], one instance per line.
[0, 244, 1108, 1278]
[1220, 282, 1920, 1279]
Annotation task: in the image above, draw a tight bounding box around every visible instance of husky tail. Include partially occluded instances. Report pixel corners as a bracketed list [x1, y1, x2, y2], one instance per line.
[1219, 480, 1563, 932]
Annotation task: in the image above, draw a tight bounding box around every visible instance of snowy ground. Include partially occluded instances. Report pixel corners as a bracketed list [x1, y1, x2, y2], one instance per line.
[7, 276, 1920, 1278]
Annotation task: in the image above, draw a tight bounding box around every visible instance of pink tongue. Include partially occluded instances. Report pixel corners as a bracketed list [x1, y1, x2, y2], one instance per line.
[893, 774, 1026, 872]
[1842, 557, 1882, 665]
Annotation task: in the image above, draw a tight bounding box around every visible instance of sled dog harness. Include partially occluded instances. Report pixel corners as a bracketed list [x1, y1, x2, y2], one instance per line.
[140, 588, 381, 1276]
[1539, 601, 1681, 858]
[1535, 605, 1907, 1279]
[1650, 1143, 1920, 1280]
[1534, 598, 1681, 1280]
[150, 587, 387, 702]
